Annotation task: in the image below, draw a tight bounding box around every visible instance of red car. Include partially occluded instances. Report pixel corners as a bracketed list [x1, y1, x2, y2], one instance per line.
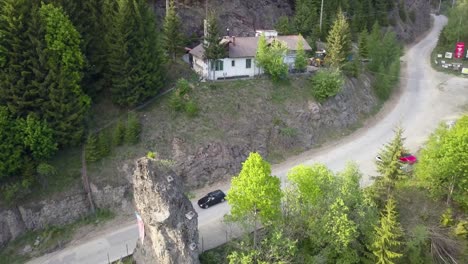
[399, 154, 417, 164]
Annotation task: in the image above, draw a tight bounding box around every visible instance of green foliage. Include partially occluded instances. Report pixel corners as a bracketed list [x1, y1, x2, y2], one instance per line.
[85, 134, 100, 162]
[97, 131, 111, 157]
[326, 9, 351, 68]
[294, 0, 319, 37]
[105, 0, 165, 107]
[113, 120, 126, 146]
[163, 0, 183, 61]
[256, 37, 289, 81]
[288, 164, 335, 206]
[169, 93, 186, 111]
[454, 220, 468, 238]
[36, 163, 57, 178]
[227, 152, 282, 250]
[227, 152, 282, 224]
[371, 198, 404, 264]
[310, 69, 343, 102]
[227, 229, 298, 264]
[415, 116, 468, 209]
[147, 151, 156, 159]
[0, 107, 25, 178]
[358, 30, 369, 59]
[294, 38, 308, 72]
[342, 59, 361, 78]
[125, 112, 141, 144]
[20, 114, 57, 161]
[203, 11, 226, 79]
[275, 16, 296, 35]
[375, 127, 407, 195]
[404, 225, 431, 264]
[440, 208, 454, 227]
[39, 3, 90, 146]
[185, 100, 199, 117]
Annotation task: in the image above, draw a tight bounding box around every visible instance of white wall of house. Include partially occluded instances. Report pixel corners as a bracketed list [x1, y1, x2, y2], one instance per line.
[194, 57, 264, 80]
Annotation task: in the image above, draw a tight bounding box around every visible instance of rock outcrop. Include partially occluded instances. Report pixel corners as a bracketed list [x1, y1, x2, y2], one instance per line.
[132, 158, 199, 264]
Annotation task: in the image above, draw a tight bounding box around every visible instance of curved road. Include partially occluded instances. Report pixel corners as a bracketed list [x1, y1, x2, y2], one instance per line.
[29, 15, 467, 264]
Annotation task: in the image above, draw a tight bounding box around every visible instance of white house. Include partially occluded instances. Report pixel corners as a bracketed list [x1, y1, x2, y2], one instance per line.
[189, 30, 312, 80]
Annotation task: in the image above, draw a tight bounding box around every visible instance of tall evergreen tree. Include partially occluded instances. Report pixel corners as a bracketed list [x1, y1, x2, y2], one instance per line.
[0, 0, 45, 117]
[39, 3, 90, 146]
[372, 198, 404, 264]
[0, 107, 24, 180]
[358, 29, 369, 59]
[106, 0, 165, 107]
[375, 0, 389, 26]
[326, 8, 351, 68]
[203, 11, 226, 80]
[163, 0, 183, 61]
[375, 127, 407, 194]
[295, 38, 308, 72]
[294, 0, 319, 37]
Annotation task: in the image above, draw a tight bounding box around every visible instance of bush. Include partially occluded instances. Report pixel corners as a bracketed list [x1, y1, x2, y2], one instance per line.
[440, 208, 453, 227]
[97, 131, 111, 157]
[310, 69, 344, 102]
[85, 134, 100, 162]
[125, 113, 141, 144]
[147, 151, 156, 159]
[185, 100, 199, 117]
[113, 120, 125, 146]
[169, 93, 185, 112]
[342, 59, 360, 78]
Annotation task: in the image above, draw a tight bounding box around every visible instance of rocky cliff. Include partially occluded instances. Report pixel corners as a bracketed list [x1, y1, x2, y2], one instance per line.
[152, 0, 431, 43]
[132, 158, 199, 264]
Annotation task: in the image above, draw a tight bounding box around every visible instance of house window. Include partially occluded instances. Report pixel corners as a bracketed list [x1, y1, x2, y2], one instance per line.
[232, 60, 235, 67]
[246, 59, 252, 69]
[211, 60, 224, 71]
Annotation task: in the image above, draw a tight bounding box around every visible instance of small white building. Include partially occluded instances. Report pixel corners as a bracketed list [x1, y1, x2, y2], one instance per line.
[189, 30, 312, 80]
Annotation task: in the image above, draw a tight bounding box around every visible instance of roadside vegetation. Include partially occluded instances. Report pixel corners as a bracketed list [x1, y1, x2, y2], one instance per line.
[0, 209, 114, 264]
[201, 115, 468, 263]
[432, 0, 468, 75]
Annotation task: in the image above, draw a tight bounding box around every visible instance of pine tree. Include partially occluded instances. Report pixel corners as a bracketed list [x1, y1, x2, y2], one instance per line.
[294, 38, 308, 72]
[375, 0, 389, 26]
[113, 120, 126, 146]
[125, 112, 141, 144]
[39, 3, 90, 146]
[0, 0, 45, 117]
[294, 0, 318, 37]
[375, 127, 407, 194]
[203, 11, 226, 80]
[20, 114, 57, 161]
[85, 134, 100, 162]
[372, 198, 404, 264]
[0, 107, 25, 179]
[163, 0, 183, 61]
[97, 131, 111, 157]
[326, 8, 351, 68]
[106, 0, 165, 107]
[358, 30, 369, 59]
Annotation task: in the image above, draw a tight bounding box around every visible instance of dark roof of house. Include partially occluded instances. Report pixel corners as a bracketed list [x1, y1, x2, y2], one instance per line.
[189, 35, 312, 59]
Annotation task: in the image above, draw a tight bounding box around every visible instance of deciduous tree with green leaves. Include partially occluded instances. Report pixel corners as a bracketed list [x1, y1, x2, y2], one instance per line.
[20, 114, 57, 161]
[326, 8, 351, 68]
[371, 197, 404, 264]
[416, 116, 468, 208]
[310, 69, 343, 102]
[226, 152, 282, 250]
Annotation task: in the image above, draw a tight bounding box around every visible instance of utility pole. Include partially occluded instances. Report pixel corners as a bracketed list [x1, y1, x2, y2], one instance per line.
[319, 0, 324, 34]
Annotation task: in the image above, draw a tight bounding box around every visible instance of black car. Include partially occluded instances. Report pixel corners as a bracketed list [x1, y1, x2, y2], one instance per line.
[197, 190, 226, 209]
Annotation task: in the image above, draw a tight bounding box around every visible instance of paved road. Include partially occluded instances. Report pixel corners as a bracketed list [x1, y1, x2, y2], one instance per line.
[28, 15, 467, 264]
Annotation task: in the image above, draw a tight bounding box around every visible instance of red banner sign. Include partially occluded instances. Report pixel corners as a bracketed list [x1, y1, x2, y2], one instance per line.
[455, 42, 465, 59]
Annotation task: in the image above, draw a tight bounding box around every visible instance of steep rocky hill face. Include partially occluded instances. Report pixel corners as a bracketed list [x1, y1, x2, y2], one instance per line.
[132, 158, 199, 264]
[152, 0, 430, 43]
